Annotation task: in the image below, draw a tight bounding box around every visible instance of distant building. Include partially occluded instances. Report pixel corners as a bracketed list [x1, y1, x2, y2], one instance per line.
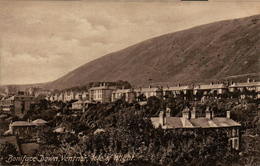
[82, 91, 89, 100]
[194, 83, 228, 96]
[4, 86, 18, 95]
[229, 80, 260, 99]
[89, 83, 116, 103]
[111, 89, 136, 103]
[53, 94, 59, 101]
[75, 92, 82, 101]
[163, 85, 193, 100]
[64, 91, 75, 102]
[0, 95, 34, 118]
[58, 93, 64, 102]
[151, 107, 241, 150]
[26, 87, 51, 97]
[7, 120, 47, 142]
[134, 86, 163, 100]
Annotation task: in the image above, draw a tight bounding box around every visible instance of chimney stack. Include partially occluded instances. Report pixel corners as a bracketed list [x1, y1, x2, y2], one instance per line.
[226, 111, 231, 119]
[166, 107, 171, 117]
[182, 107, 190, 119]
[206, 107, 214, 119]
[191, 107, 196, 119]
[159, 111, 166, 126]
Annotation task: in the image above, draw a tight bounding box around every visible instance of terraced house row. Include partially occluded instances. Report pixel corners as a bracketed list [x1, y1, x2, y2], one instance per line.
[46, 79, 260, 104]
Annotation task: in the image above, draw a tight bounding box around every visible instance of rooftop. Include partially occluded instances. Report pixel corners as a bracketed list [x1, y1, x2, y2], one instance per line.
[10, 121, 37, 127]
[113, 89, 133, 93]
[151, 117, 241, 129]
[229, 81, 260, 88]
[194, 84, 227, 90]
[89, 86, 117, 90]
[163, 85, 193, 91]
[32, 119, 48, 124]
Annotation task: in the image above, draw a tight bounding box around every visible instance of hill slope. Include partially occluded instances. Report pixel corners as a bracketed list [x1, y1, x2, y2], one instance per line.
[45, 15, 260, 89]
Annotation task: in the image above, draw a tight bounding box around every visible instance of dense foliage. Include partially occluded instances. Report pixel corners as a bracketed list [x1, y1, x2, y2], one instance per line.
[1, 94, 259, 166]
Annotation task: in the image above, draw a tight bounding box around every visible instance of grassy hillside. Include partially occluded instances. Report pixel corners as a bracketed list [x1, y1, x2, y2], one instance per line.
[36, 15, 260, 89]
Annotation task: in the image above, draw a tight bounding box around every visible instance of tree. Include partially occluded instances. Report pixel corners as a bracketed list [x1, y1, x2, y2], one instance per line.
[0, 142, 19, 165]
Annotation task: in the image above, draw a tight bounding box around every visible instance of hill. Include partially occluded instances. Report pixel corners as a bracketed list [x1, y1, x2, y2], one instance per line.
[44, 15, 260, 89]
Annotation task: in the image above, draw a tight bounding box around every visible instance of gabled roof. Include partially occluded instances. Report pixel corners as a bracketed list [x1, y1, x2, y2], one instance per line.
[10, 121, 36, 127]
[32, 119, 48, 124]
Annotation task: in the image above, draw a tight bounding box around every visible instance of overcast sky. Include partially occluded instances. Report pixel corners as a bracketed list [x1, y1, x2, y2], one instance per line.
[0, 0, 260, 85]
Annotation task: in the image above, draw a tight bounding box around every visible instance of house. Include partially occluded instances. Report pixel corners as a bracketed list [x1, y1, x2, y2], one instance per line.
[82, 91, 89, 100]
[64, 91, 76, 102]
[8, 121, 37, 141]
[53, 94, 59, 101]
[151, 107, 241, 150]
[193, 83, 228, 97]
[134, 86, 163, 100]
[58, 93, 65, 102]
[26, 87, 51, 97]
[88, 83, 116, 103]
[111, 88, 136, 103]
[228, 80, 260, 99]
[163, 85, 193, 100]
[75, 92, 82, 101]
[0, 95, 34, 118]
[7, 120, 47, 143]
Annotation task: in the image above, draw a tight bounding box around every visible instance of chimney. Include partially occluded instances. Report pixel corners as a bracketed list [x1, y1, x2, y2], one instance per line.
[247, 78, 250, 83]
[182, 107, 190, 119]
[166, 107, 171, 117]
[159, 111, 166, 126]
[205, 107, 214, 119]
[149, 85, 152, 88]
[191, 107, 196, 119]
[226, 111, 231, 119]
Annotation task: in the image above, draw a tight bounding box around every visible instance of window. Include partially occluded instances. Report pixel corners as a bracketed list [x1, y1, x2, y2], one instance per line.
[234, 138, 238, 150]
[232, 128, 237, 137]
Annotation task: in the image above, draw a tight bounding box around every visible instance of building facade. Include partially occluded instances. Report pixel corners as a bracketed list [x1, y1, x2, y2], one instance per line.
[89, 84, 116, 103]
[111, 89, 136, 103]
[0, 95, 34, 118]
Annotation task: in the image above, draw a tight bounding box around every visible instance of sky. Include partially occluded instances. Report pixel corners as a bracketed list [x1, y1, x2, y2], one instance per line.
[0, 0, 260, 85]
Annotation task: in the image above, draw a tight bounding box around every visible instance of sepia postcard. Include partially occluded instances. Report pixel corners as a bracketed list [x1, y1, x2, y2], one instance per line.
[0, 0, 259, 165]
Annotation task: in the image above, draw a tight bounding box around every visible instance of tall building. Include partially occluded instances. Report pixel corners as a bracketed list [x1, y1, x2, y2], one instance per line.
[89, 83, 116, 103]
[0, 95, 34, 118]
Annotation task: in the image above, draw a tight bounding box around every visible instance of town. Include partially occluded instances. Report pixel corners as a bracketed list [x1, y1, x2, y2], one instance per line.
[0, 78, 259, 165]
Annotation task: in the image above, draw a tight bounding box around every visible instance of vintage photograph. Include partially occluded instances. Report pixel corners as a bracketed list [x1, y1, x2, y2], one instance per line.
[0, 0, 259, 165]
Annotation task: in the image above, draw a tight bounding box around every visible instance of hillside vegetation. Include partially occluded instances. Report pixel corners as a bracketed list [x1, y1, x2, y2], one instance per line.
[44, 15, 260, 89]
